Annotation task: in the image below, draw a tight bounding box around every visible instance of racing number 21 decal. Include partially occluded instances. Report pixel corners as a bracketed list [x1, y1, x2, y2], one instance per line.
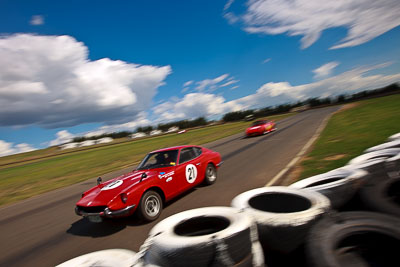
[185, 164, 198, 183]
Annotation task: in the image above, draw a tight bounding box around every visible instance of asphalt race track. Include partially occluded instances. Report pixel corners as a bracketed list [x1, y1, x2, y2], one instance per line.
[0, 106, 339, 267]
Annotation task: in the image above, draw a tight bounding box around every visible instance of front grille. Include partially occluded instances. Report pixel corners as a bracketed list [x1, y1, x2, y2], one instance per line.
[77, 205, 106, 213]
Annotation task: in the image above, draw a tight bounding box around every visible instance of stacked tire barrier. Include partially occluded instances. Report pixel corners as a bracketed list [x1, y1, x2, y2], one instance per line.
[292, 134, 400, 267]
[58, 132, 400, 267]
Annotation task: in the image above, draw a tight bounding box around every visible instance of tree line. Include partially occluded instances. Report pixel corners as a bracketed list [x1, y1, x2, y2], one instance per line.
[70, 83, 399, 143]
[222, 83, 399, 122]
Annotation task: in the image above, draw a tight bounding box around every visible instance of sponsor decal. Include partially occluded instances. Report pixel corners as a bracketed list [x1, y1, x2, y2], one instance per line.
[166, 177, 173, 182]
[101, 180, 123, 190]
[158, 171, 175, 179]
[185, 164, 198, 183]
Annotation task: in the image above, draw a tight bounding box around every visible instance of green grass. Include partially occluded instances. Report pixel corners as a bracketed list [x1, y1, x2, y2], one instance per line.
[0, 113, 292, 206]
[299, 94, 400, 179]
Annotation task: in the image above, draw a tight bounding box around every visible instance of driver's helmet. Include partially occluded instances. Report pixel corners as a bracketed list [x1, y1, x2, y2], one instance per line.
[155, 153, 165, 164]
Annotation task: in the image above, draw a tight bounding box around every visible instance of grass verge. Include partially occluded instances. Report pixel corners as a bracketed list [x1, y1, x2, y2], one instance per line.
[0, 113, 292, 206]
[298, 94, 400, 180]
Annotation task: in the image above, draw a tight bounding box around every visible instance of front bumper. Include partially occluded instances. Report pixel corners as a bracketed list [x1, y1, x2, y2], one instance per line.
[75, 204, 136, 218]
[246, 131, 263, 136]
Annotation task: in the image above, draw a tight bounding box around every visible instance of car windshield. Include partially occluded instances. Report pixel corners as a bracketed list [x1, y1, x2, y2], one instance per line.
[252, 120, 267, 126]
[137, 150, 178, 170]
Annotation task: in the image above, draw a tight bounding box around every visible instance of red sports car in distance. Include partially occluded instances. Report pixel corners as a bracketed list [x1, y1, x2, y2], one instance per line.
[245, 120, 276, 137]
[75, 145, 222, 222]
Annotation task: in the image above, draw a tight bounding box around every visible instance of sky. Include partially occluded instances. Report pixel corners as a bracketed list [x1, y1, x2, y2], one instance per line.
[0, 0, 400, 156]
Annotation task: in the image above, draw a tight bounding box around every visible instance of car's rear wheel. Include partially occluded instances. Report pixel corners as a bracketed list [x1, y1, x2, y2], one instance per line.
[138, 190, 163, 222]
[204, 164, 217, 185]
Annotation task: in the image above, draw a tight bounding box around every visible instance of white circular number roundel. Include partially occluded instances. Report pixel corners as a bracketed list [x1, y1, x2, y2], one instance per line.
[185, 164, 198, 184]
[101, 180, 123, 190]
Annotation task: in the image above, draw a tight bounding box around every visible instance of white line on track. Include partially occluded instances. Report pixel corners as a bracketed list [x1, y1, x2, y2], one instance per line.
[265, 112, 333, 186]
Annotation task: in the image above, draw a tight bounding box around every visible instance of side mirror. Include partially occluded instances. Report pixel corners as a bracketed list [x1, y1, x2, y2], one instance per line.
[140, 172, 147, 182]
[97, 177, 102, 185]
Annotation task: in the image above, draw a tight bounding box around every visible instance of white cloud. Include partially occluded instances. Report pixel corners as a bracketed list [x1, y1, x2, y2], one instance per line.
[0, 34, 171, 128]
[230, 85, 239, 90]
[30, 15, 44, 26]
[195, 74, 230, 91]
[313, 62, 340, 79]
[219, 80, 239, 88]
[15, 143, 36, 153]
[151, 63, 400, 121]
[262, 58, 271, 64]
[228, 0, 400, 49]
[84, 112, 151, 137]
[49, 130, 75, 146]
[224, 0, 235, 11]
[0, 140, 36, 157]
[0, 140, 16, 157]
[153, 93, 242, 121]
[229, 63, 400, 109]
[224, 12, 239, 24]
[183, 80, 193, 87]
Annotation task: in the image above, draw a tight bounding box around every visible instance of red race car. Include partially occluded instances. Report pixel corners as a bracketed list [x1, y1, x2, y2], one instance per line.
[75, 145, 222, 222]
[245, 120, 276, 137]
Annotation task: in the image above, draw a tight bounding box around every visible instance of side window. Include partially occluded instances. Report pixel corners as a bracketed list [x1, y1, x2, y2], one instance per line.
[193, 147, 202, 157]
[179, 148, 197, 164]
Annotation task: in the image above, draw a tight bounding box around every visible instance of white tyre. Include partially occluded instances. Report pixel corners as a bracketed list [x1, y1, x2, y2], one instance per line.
[290, 169, 368, 209]
[365, 139, 400, 153]
[142, 206, 264, 267]
[388, 132, 400, 141]
[348, 148, 400, 165]
[56, 249, 137, 267]
[231, 186, 330, 253]
[344, 158, 388, 180]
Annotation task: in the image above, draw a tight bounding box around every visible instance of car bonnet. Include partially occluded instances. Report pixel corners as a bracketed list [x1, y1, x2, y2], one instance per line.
[77, 171, 146, 207]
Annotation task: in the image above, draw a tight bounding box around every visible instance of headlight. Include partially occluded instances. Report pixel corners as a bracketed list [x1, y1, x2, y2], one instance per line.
[120, 193, 128, 203]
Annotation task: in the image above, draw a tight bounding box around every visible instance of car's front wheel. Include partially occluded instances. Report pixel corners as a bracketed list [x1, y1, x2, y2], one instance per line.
[138, 190, 163, 222]
[204, 163, 217, 185]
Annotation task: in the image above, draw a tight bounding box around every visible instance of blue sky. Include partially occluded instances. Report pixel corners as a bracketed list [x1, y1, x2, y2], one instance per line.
[1, 0, 400, 156]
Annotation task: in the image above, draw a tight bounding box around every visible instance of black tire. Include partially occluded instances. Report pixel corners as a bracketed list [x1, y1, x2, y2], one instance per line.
[137, 190, 163, 222]
[143, 207, 263, 267]
[386, 153, 400, 179]
[359, 177, 400, 217]
[306, 211, 400, 267]
[204, 163, 217, 185]
[231, 187, 331, 253]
